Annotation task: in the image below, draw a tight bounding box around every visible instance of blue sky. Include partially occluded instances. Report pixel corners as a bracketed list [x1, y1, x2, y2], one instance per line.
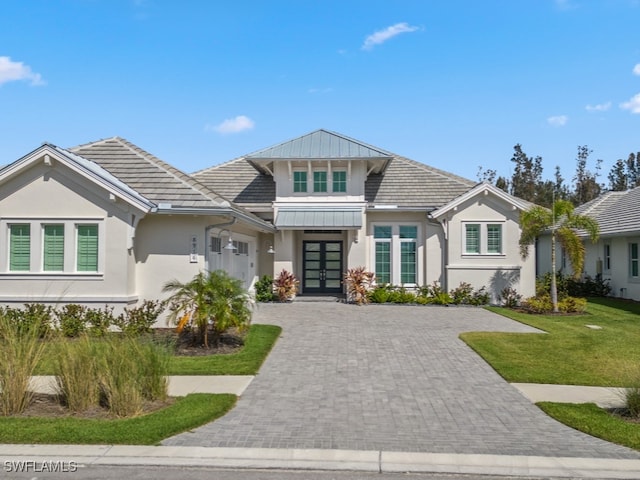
[2, 0, 640, 185]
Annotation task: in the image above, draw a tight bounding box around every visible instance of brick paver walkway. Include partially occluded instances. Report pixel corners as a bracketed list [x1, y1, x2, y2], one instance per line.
[163, 302, 640, 458]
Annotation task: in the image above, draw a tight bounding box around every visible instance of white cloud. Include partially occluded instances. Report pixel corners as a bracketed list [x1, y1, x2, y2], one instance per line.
[585, 101, 611, 112]
[633, 63, 640, 76]
[0, 56, 45, 86]
[621, 93, 640, 113]
[547, 115, 568, 127]
[362, 22, 419, 50]
[205, 115, 255, 134]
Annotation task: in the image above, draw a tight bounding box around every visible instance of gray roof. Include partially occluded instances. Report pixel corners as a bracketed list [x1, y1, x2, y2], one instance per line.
[70, 137, 233, 209]
[194, 132, 476, 210]
[575, 187, 640, 236]
[245, 129, 393, 160]
[275, 208, 362, 229]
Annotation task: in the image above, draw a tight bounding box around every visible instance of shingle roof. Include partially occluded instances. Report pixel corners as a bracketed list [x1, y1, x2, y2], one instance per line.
[70, 137, 233, 209]
[364, 155, 475, 208]
[574, 187, 640, 236]
[194, 138, 476, 210]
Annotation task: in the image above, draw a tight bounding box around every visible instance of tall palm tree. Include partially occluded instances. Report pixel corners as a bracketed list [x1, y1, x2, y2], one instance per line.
[163, 270, 252, 347]
[519, 199, 599, 313]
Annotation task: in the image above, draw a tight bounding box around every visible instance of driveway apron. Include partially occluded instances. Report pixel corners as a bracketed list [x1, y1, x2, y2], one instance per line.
[163, 303, 640, 458]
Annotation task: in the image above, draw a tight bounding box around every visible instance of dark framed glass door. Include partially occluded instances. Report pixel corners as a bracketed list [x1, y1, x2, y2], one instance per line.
[303, 241, 343, 294]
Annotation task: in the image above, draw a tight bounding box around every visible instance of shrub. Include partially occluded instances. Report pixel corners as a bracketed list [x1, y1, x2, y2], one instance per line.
[85, 306, 115, 337]
[254, 275, 275, 302]
[273, 269, 299, 302]
[114, 300, 166, 336]
[0, 304, 53, 338]
[470, 286, 490, 306]
[425, 282, 452, 305]
[558, 296, 587, 313]
[136, 339, 171, 402]
[344, 267, 375, 305]
[450, 282, 473, 305]
[387, 287, 416, 304]
[55, 335, 100, 412]
[523, 294, 554, 314]
[500, 287, 522, 308]
[368, 285, 391, 303]
[55, 304, 87, 338]
[626, 387, 640, 417]
[567, 275, 612, 297]
[536, 272, 569, 300]
[0, 314, 47, 415]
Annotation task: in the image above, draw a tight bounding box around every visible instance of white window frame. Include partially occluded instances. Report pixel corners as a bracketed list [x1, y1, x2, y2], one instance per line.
[1, 218, 104, 276]
[630, 242, 639, 279]
[370, 223, 420, 286]
[603, 242, 611, 272]
[461, 221, 505, 257]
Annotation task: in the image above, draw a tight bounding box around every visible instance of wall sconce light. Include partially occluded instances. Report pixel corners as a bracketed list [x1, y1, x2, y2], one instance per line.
[218, 229, 237, 251]
[267, 245, 275, 254]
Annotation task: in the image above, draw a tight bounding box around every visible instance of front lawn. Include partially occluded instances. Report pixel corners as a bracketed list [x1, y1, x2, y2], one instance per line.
[0, 393, 235, 445]
[461, 298, 640, 386]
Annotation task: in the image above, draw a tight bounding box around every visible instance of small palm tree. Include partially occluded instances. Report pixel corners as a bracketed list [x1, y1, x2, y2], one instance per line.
[519, 199, 599, 313]
[163, 270, 252, 348]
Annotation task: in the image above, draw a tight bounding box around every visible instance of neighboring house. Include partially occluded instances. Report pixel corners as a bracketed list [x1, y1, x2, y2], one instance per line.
[0, 129, 535, 316]
[537, 186, 640, 301]
[194, 129, 536, 302]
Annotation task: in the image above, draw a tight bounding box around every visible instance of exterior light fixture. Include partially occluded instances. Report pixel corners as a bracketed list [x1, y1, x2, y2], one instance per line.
[267, 245, 275, 254]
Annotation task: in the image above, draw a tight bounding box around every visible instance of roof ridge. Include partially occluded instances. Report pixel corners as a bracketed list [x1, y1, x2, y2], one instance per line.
[577, 190, 627, 216]
[108, 137, 236, 207]
[191, 156, 248, 176]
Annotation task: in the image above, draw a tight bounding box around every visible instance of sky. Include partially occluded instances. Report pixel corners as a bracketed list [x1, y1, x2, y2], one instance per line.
[2, 0, 640, 185]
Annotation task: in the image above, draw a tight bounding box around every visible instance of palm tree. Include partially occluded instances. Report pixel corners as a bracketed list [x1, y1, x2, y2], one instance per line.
[519, 199, 599, 313]
[163, 270, 252, 347]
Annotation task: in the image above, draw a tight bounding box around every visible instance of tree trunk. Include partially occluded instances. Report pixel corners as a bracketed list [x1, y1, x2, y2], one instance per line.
[550, 231, 559, 313]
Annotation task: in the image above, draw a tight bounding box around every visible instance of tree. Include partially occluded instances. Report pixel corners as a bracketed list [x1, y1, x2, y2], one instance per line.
[510, 144, 543, 203]
[608, 153, 640, 191]
[163, 270, 252, 348]
[571, 145, 602, 206]
[519, 199, 599, 313]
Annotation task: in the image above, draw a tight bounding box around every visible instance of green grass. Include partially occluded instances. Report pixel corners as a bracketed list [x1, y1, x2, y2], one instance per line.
[37, 324, 282, 376]
[168, 324, 281, 375]
[538, 402, 640, 451]
[461, 298, 640, 386]
[0, 393, 236, 445]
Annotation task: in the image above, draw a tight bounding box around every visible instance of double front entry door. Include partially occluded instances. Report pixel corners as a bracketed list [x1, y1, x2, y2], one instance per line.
[303, 241, 343, 294]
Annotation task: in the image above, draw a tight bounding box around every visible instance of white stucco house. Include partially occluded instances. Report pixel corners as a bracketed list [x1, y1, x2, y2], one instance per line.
[0, 129, 535, 317]
[537, 186, 640, 301]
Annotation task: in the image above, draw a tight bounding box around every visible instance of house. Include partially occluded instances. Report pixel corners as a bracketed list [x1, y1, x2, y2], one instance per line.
[537, 186, 640, 301]
[0, 129, 535, 320]
[193, 129, 536, 302]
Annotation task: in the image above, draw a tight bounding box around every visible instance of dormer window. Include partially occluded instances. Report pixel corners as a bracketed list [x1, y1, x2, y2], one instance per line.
[293, 171, 307, 193]
[333, 171, 346, 193]
[313, 171, 327, 192]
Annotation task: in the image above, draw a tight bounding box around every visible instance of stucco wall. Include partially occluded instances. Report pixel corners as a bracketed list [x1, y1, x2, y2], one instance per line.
[0, 162, 140, 310]
[444, 194, 535, 303]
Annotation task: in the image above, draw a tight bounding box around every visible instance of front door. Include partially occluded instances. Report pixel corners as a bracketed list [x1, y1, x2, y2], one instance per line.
[303, 241, 343, 294]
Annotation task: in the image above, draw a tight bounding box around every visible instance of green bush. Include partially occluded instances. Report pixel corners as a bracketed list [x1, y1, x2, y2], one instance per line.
[470, 286, 490, 306]
[368, 285, 391, 303]
[523, 294, 554, 314]
[450, 282, 473, 305]
[500, 287, 522, 308]
[55, 304, 87, 338]
[85, 306, 115, 337]
[558, 296, 587, 313]
[0, 304, 53, 338]
[567, 275, 612, 297]
[254, 275, 275, 302]
[114, 300, 166, 336]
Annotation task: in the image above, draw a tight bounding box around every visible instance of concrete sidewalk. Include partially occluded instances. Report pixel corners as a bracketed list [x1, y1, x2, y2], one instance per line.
[3, 444, 640, 479]
[512, 383, 627, 409]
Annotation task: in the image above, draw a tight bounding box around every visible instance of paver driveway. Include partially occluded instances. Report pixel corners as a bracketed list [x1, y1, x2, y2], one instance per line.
[164, 303, 640, 458]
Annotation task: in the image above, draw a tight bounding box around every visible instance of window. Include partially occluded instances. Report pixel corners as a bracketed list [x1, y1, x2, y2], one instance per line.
[604, 243, 611, 271]
[374, 226, 392, 284]
[77, 225, 98, 272]
[210, 237, 222, 254]
[465, 224, 480, 254]
[43, 225, 64, 271]
[10, 224, 30, 271]
[313, 171, 327, 192]
[487, 224, 502, 254]
[233, 240, 249, 255]
[293, 171, 307, 193]
[332, 171, 346, 193]
[399, 226, 417, 284]
[631, 243, 639, 278]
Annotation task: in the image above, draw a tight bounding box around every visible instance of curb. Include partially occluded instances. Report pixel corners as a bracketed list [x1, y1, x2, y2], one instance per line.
[3, 445, 640, 478]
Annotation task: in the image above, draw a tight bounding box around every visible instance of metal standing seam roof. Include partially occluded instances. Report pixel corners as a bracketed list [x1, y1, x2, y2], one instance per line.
[245, 129, 393, 159]
[275, 208, 363, 229]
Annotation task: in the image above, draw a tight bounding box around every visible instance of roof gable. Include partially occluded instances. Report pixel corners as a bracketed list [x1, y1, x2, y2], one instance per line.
[0, 144, 153, 212]
[429, 183, 532, 219]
